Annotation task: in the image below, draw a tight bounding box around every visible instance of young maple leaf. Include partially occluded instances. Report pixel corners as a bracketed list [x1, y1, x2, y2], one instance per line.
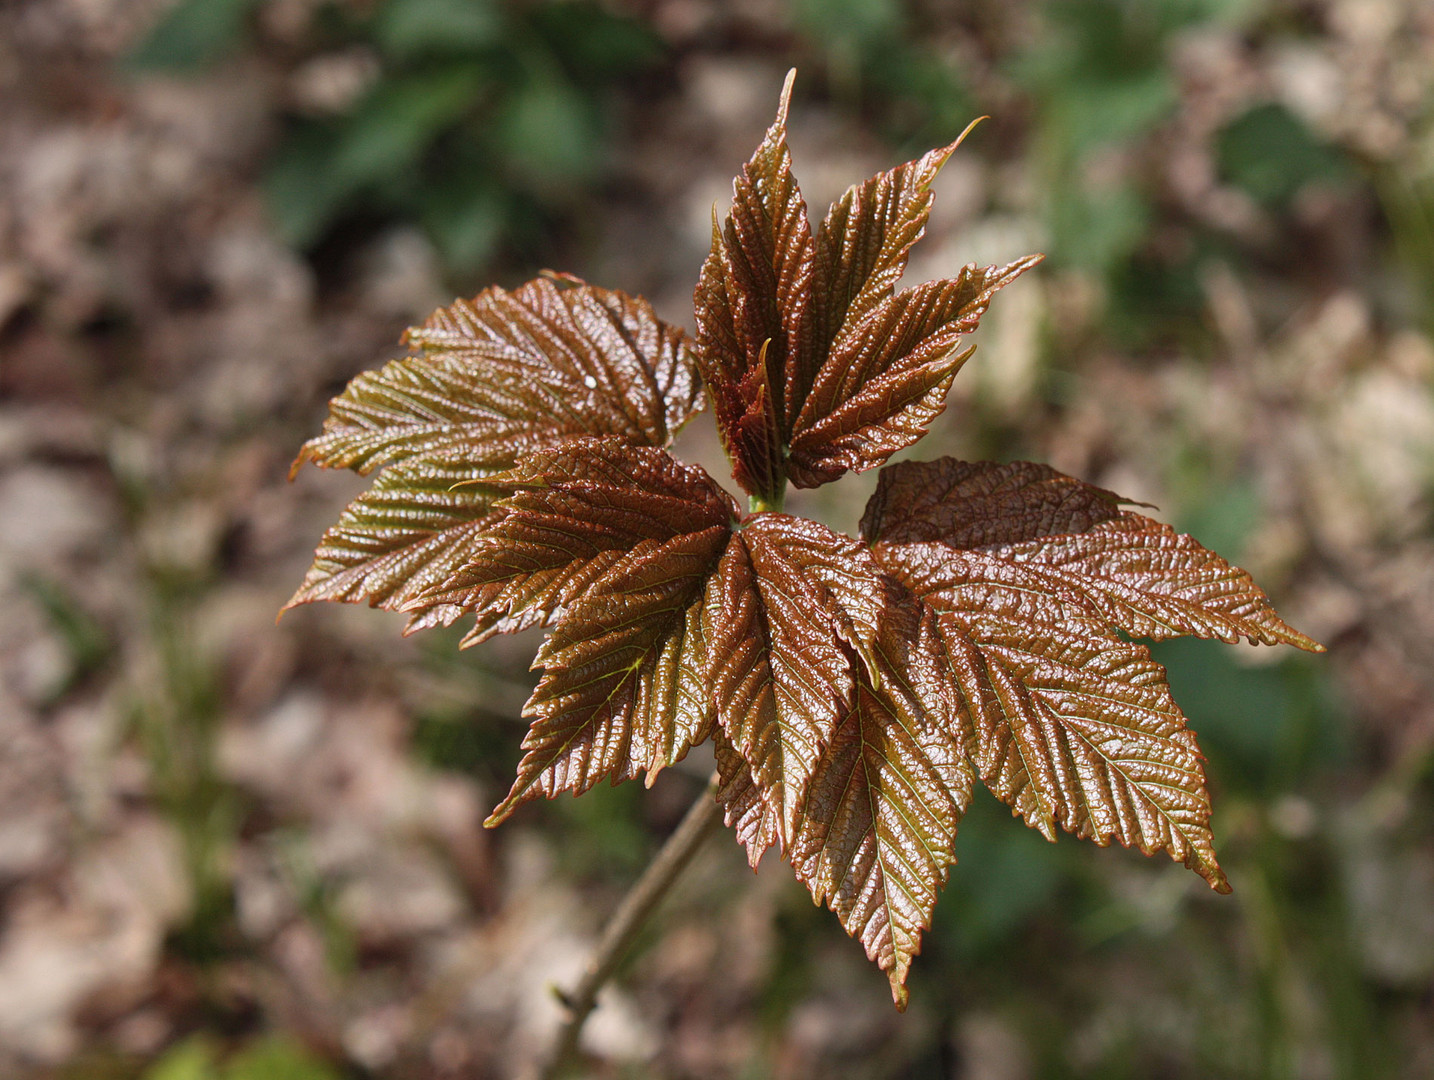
[288, 71, 1322, 1010]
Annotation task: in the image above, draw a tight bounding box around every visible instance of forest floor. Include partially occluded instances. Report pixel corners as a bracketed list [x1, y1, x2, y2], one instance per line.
[2, 1, 1433, 1078]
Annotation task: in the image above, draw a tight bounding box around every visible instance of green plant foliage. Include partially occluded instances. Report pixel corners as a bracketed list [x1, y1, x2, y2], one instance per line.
[143, 1036, 341, 1080]
[1015, 0, 1185, 278]
[126, 0, 262, 72]
[1217, 102, 1352, 209]
[791, 0, 973, 152]
[290, 71, 1321, 1008]
[131, 0, 664, 272]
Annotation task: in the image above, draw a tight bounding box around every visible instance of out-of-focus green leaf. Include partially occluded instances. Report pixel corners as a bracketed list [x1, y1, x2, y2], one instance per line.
[333, 66, 489, 191]
[20, 574, 111, 701]
[127, 0, 260, 72]
[935, 789, 1066, 957]
[794, 0, 903, 61]
[265, 68, 487, 247]
[224, 1038, 341, 1080]
[1050, 183, 1150, 274]
[1218, 103, 1352, 208]
[1047, 69, 1178, 156]
[143, 1038, 217, 1080]
[1153, 637, 1345, 792]
[527, 1, 665, 79]
[263, 124, 348, 248]
[496, 77, 603, 186]
[372, 0, 502, 59]
[421, 181, 505, 271]
[141, 1036, 338, 1080]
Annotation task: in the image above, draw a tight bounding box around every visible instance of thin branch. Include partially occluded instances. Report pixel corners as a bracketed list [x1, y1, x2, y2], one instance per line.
[536, 772, 723, 1079]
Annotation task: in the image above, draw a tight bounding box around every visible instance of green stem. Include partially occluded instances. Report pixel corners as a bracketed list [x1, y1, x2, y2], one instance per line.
[748, 486, 785, 514]
[536, 773, 723, 1079]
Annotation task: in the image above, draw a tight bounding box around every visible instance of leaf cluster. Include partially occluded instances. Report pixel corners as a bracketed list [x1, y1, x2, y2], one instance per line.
[290, 72, 1321, 1006]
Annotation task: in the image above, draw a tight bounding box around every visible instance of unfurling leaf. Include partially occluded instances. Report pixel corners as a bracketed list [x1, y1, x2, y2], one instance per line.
[693, 70, 813, 505]
[291, 71, 1322, 1010]
[787, 257, 1042, 487]
[694, 78, 1039, 502]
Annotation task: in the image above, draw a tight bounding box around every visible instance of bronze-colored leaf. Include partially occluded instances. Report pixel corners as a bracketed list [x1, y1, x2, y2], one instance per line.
[285, 452, 501, 623]
[788, 258, 1042, 486]
[714, 730, 780, 869]
[876, 540, 1228, 890]
[862, 458, 1320, 650]
[789, 589, 974, 1008]
[704, 514, 889, 841]
[293, 274, 702, 478]
[998, 513, 1324, 649]
[487, 527, 727, 825]
[861, 457, 1126, 548]
[693, 70, 815, 503]
[694, 73, 1039, 496]
[867, 455, 1323, 890]
[413, 437, 738, 644]
[288, 80, 1329, 1012]
[812, 129, 973, 359]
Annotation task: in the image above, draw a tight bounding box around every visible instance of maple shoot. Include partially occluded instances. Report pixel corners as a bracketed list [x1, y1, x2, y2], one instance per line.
[289, 70, 1322, 1010]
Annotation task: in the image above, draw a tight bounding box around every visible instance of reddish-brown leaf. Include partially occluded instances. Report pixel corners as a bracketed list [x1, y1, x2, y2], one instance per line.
[413, 437, 738, 645]
[788, 257, 1042, 486]
[693, 70, 815, 503]
[703, 513, 888, 841]
[860, 457, 1127, 547]
[289, 84, 1329, 1011]
[811, 129, 973, 359]
[285, 452, 501, 621]
[876, 540, 1229, 890]
[486, 527, 727, 825]
[862, 458, 1320, 649]
[866, 459, 1322, 890]
[788, 588, 974, 1008]
[997, 514, 1324, 648]
[694, 73, 1040, 496]
[293, 274, 702, 477]
[714, 730, 781, 869]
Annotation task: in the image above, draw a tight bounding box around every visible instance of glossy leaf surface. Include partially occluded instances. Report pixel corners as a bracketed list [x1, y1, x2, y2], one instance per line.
[867, 457, 1323, 892]
[694, 78, 1040, 498]
[414, 437, 737, 645]
[292, 75, 1321, 1010]
[692, 71, 813, 503]
[789, 591, 973, 1007]
[704, 513, 887, 840]
[863, 458, 1320, 648]
[294, 273, 701, 477]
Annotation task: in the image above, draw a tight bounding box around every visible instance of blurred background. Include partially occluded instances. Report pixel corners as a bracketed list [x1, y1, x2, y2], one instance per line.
[1, 0, 1432, 1077]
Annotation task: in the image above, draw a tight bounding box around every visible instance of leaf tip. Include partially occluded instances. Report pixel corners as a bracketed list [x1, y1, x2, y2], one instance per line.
[287, 447, 312, 481]
[951, 115, 988, 152]
[889, 976, 910, 1011]
[482, 806, 511, 829]
[484, 782, 528, 829]
[279, 584, 311, 615]
[776, 68, 797, 126]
